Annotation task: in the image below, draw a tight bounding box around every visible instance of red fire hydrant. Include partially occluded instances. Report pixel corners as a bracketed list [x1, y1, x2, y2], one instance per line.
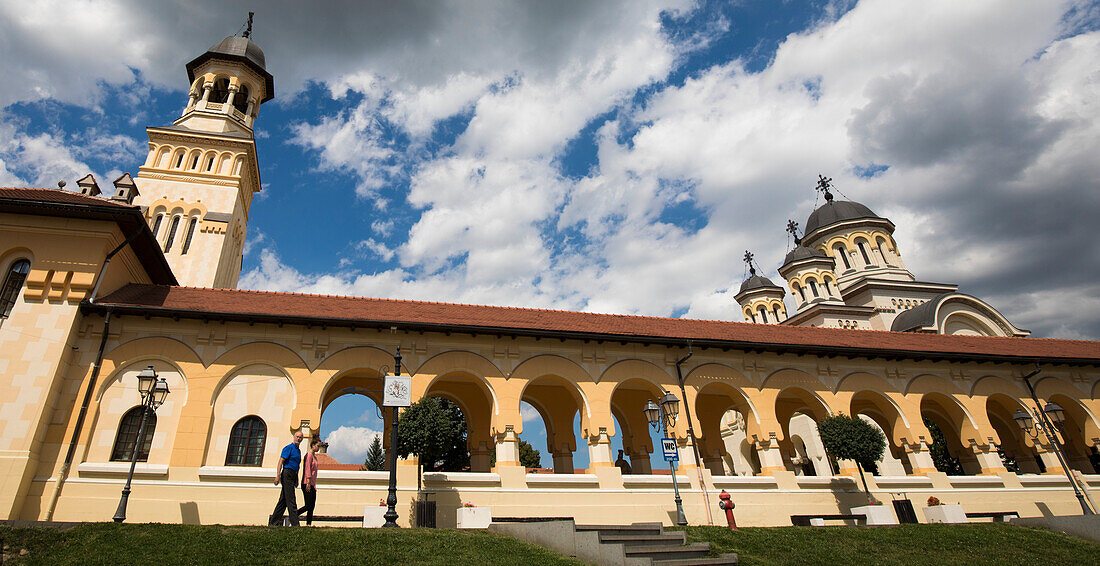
[718, 490, 738, 531]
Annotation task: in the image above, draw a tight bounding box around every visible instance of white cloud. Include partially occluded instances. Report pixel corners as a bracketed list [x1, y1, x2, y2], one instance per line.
[520, 403, 541, 423]
[323, 425, 380, 466]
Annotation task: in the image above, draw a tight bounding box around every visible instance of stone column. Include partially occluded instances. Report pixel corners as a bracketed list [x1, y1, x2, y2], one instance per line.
[755, 434, 787, 474]
[903, 439, 938, 475]
[551, 443, 575, 474]
[494, 425, 527, 489]
[225, 85, 239, 114]
[972, 441, 1007, 475]
[587, 428, 623, 489]
[198, 83, 212, 110]
[628, 447, 652, 474]
[469, 440, 492, 472]
[1038, 449, 1065, 475]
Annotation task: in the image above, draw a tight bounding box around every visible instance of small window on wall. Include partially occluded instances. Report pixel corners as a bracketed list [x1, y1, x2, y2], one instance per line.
[181, 217, 198, 254]
[0, 259, 31, 322]
[808, 279, 820, 298]
[164, 216, 181, 253]
[151, 214, 164, 237]
[226, 416, 267, 466]
[857, 240, 872, 265]
[757, 305, 768, 323]
[111, 406, 157, 462]
[772, 305, 782, 321]
[834, 244, 851, 270]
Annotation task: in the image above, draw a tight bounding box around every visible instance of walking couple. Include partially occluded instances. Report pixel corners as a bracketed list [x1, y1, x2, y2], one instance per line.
[268, 430, 322, 526]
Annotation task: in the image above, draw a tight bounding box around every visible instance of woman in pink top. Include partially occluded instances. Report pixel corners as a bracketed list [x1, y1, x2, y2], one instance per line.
[297, 438, 321, 525]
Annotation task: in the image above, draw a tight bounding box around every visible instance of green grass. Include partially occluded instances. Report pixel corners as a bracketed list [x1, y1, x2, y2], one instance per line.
[0, 523, 584, 566]
[676, 524, 1100, 566]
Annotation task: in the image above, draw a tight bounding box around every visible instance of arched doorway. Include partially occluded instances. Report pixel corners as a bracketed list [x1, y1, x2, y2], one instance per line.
[695, 382, 759, 476]
[319, 370, 386, 469]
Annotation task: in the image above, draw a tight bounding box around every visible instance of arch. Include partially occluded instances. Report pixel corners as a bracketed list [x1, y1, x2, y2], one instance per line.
[919, 391, 982, 474]
[172, 148, 186, 169]
[154, 145, 171, 168]
[985, 393, 1041, 474]
[423, 369, 497, 472]
[833, 243, 852, 270]
[415, 350, 504, 418]
[520, 373, 588, 473]
[205, 362, 297, 468]
[210, 76, 231, 103]
[217, 152, 234, 175]
[186, 149, 203, 171]
[233, 83, 251, 114]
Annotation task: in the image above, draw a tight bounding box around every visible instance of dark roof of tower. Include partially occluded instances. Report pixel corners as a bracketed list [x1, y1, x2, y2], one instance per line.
[186, 35, 275, 103]
[782, 245, 829, 267]
[804, 200, 883, 236]
[739, 274, 782, 294]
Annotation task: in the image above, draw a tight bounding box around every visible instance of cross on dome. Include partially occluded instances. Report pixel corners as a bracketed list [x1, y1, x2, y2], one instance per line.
[815, 174, 834, 202]
[743, 250, 756, 275]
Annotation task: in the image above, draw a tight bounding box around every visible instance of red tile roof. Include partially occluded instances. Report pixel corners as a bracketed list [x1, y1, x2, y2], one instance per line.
[1, 188, 177, 285]
[0, 187, 132, 208]
[316, 453, 363, 471]
[91, 284, 1100, 364]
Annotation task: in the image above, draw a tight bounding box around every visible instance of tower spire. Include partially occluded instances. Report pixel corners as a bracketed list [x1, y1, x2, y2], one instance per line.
[243, 12, 254, 38]
[743, 250, 756, 276]
[786, 219, 802, 246]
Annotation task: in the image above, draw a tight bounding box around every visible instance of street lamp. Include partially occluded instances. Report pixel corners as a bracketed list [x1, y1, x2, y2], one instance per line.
[1016, 368, 1093, 515]
[383, 347, 402, 528]
[113, 366, 169, 523]
[644, 391, 688, 526]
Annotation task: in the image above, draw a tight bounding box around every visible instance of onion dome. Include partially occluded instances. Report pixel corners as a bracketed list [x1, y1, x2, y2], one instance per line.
[739, 270, 782, 294]
[782, 244, 828, 266]
[804, 198, 882, 236]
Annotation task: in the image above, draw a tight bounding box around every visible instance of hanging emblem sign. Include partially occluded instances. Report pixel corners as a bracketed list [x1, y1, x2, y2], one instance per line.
[382, 374, 412, 407]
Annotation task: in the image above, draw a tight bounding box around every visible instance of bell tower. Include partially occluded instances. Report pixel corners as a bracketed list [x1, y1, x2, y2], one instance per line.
[131, 14, 273, 289]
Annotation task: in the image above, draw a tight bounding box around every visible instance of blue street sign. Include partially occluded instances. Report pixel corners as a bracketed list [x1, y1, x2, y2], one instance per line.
[662, 437, 678, 462]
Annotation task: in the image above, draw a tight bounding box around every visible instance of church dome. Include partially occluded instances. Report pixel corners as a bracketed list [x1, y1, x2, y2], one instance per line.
[782, 244, 828, 267]
[207, 35, 267, 71]
[804, 200, 881, 236]
[186, 34, 275, 103]
[739, 273, 781, 294]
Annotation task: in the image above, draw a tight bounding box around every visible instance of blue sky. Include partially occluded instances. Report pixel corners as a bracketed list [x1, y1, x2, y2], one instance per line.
[2, 0, 1099, 465]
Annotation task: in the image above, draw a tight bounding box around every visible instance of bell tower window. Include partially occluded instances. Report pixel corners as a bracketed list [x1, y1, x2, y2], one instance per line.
[857, 240, 872, 266]
[151, 213, 164, 237]
[834, 244, 851, 270]
[182, 217, 198, 254]
[233, 84, 250, 114]
[210, 78, 231, 104]
[164, 216, 181, 253]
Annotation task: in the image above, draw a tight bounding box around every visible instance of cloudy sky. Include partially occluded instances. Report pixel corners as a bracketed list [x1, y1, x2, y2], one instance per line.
[4, 1, 1098, 464]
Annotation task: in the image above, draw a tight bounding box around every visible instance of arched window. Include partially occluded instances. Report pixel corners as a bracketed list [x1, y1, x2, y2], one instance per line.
[857, 240, 873, 266]
[163, 216, 182, 252]
[834, 244, 851, 270]
[772, 305, 782, 321]
[181, 217, 198, 254]
[747, 310, 756, 323]
[0, 259, 31, 322]
[111, 406, 157, 462]
[793, 283, 805, 303]
[808, 278, 819, 298]
[151, 213, 165, 237]
[757, 305, 768, 323]
[876, 237, 892, 265]
[210, 78, 230, 104]
[226, 416, 267, 466]
[233, 84, 250, 114]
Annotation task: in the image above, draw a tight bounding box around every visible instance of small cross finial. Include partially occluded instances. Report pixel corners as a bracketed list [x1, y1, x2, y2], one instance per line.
[743, 250, 756, 275]
[815, 174, 834, 202]
[786, 219, 801, 245]
[243, 12, 254, 38]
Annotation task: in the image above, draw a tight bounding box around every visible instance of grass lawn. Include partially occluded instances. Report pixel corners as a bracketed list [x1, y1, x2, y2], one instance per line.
[676, 524, 1100, 566]
[0, 523, 583, 566]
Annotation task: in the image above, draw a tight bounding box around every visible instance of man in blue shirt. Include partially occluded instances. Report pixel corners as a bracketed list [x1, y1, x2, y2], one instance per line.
[268, 430, 304, 526]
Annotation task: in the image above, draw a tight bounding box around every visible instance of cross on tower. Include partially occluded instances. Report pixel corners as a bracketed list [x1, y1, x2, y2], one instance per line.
[243, 12, 254, 38]
[743, 250, 756, 275]
[815, 174, 834, 202]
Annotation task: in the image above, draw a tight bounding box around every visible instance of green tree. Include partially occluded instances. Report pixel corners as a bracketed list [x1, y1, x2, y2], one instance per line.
[817, 413, 886, 495]
[396, 397, 470, 490]
[519, 440, 542, 469]
[364, 435, 385, 471]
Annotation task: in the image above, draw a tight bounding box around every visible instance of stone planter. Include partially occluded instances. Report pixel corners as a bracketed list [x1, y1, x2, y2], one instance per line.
[363, 506, 388, 528]
[852, 504, 898, 525]
[456, 507, 492, 529]
[923, 504, 966, 524]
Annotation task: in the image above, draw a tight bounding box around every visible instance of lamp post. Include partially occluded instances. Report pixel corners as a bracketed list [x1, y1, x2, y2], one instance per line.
[113, 365, 169, 523]
[383, 347, 402, 528]
[645, 391, 688, 526]
[1014, 367, 1094, 515]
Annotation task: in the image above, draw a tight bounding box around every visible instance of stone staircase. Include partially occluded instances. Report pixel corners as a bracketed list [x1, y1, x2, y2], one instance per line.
[490, 520, 737, 565]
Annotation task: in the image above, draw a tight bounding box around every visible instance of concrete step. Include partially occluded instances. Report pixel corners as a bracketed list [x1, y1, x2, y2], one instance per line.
[653, 555, 739, 565]
[598, 532, 687, 546]
[623, 542, 712, 561]
[577, 522, 664, 536]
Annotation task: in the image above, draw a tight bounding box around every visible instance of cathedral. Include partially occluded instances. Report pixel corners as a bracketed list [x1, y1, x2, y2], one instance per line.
[1, 28, 1099, 528]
